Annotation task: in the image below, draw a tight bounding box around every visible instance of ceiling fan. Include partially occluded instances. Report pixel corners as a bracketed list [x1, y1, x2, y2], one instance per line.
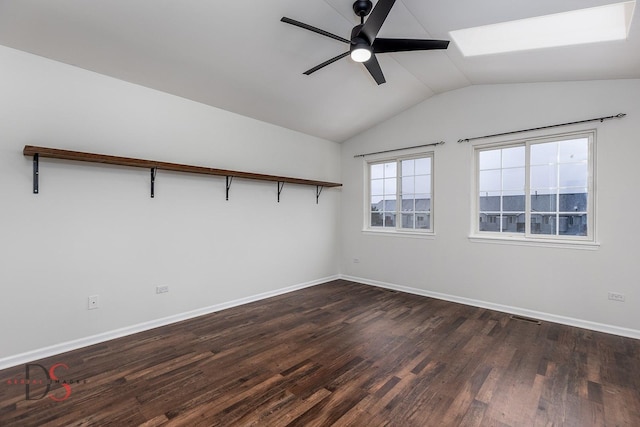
[281, 0, 450, 85]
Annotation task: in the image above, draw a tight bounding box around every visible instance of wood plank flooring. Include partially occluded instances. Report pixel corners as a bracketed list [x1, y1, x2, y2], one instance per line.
[1, 279, 639, 426]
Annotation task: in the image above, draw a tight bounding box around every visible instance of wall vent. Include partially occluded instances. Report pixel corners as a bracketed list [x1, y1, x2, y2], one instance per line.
[509, 314, 542, 325]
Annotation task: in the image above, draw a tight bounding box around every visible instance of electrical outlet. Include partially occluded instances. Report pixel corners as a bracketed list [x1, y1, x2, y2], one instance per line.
[608, 292, 626, 302]
[156, 285, 169, 294]
[353, 258, 360, 264]
[88, 295, 99, 310]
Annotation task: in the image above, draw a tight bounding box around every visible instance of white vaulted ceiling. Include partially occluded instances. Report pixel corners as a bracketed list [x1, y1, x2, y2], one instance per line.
[0, 0, 638, 142]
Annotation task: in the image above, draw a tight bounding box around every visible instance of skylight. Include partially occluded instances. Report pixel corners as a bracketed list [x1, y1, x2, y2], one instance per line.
[450, 1, 636, 56]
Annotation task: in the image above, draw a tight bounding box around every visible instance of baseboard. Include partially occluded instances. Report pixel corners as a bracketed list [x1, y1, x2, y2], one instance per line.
[0, 275, 338, 371]
[340, 275, 640, 340]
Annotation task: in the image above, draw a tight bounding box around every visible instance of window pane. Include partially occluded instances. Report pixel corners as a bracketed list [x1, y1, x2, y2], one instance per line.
[384, 177, 396, 195]
[416, 213, 430, 229]
[371, 179, 383, 196]
[371, 163, 384, 179]
[530, 164, 557, 188]
[401, 196, 415, 212]
[401, 213, 414, 229]
[502, 146, 525, 168]
[559, 138, 588, 163]
[501, 214, 524, 233]
[502, 167, 525, 191]
[415, 195, 430, 212]
[401, 176, 415, 194]
[384, 162, 396, 177]
[504, 213, 525, 232]
[531, 192, 556, 212]
[531, 214, 557, 235]
[479, 193, 500, 211]
[559, 163, 587, 188]
[503, 192, 525, 212]
[558, 191, 587, 212]
[479, 214, 500, 232]
[371, 212, 383, 226]
[401, 159, 415, 176]
[380, 199, 396, 212]
[415, 158, 431, 175]
[384, 213, 396, 228]
[371, 195, 383, 207]
[479, 149, 501, 170]
[531, 142, 558, 165]
[415, 176, 431, 194]
[479, 170, 501, 192]
[559, 214, 587, 236]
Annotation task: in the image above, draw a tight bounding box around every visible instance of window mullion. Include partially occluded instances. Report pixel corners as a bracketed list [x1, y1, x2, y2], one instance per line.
[499, 150, 503, 232]
[524, 141, 531, 236]
[396, 159, 401, 230]
[588, 134, 594, 238]
[556, 147, 560, 236]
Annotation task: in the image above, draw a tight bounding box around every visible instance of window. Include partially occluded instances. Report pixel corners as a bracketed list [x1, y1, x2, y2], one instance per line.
[368, 154, 433, 233]
[475, 131, 595, 243]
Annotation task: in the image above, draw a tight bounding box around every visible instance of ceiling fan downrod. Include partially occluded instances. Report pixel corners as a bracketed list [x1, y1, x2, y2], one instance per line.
[353, 0, 373, 23]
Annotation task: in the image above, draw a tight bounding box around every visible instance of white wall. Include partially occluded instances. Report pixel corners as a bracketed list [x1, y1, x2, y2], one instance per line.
[0, 45, 341, 364]
[341, 80, 640, 336]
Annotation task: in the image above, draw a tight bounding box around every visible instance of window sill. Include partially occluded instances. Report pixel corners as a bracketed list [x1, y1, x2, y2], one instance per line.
[468, 234, 600, 250]
[363, 229, 436, 239]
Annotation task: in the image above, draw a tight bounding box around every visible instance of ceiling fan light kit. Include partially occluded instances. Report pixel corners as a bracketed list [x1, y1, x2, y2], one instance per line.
[351, 45, 372, 62]
[281, 0, 450, 85]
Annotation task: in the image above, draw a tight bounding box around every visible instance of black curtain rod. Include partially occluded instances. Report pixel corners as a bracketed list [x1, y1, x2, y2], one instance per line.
[457, 113, 626, 143]
[354, 141, 445, 158]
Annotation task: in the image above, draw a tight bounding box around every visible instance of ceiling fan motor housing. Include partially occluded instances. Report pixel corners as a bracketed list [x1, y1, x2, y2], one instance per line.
[351, 24, 370, 45]
[349, 24, 371, 61]
[353, 0, 373, 17]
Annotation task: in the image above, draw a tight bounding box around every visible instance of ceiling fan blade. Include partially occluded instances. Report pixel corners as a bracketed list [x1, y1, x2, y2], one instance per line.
[359, 0, 396, 42]
[363, 54, 386, 85]
[303, 52, 350, 75]
[281, 17, 350, 44]
[373, 38, 450, 53]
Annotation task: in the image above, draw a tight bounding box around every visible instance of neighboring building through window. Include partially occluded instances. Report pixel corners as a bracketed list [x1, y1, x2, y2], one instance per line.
[475, 131, 594, 242]
[369, 154, 433, 232]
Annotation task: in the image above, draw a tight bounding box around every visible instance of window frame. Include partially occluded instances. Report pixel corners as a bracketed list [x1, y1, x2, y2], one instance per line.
[471, 130, 598, 249]
[364, 152, 435, 237]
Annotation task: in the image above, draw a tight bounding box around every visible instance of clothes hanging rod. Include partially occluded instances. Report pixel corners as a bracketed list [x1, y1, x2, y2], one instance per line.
[457, 113, 626, 143]
[354, 141, 445, 158]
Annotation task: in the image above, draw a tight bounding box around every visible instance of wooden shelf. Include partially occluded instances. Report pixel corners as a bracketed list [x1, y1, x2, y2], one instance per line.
[23, 145, 341, 201]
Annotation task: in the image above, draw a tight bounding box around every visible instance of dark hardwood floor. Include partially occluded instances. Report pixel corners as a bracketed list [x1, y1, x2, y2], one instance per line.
[1, 280, 639, 426]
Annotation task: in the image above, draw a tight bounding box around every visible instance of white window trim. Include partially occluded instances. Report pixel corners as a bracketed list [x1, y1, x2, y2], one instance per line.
[469, 129, 599, 249]
[363, 151, 436, 236]
[362, 229, 438, 239]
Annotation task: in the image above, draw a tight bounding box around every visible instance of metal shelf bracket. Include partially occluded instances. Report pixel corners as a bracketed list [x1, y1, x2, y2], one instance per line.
[226, 176, 233, 201]
[277, 181, 284, 203]
[33, 153, 39, 194]
[316, 185, 323, 204]
[150, 167, 157, 198]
